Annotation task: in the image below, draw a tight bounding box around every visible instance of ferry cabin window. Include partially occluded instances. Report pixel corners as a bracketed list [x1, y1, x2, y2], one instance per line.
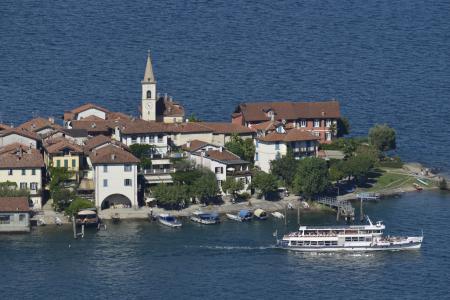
[311, 241, 317, 246]
[304, 241, 310, 246]
[358, 237, 365, 241]
[351, 237, 358, 242]
[325, 241, 331, 246]
[318, 241, 324, 246]
[331, 241, 338, 245]
[345, 237, 351, 242]
[291, 241, 297, 246]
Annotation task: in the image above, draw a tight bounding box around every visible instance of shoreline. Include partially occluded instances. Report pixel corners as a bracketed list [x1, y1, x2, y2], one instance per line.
[36, 161, 447, 225]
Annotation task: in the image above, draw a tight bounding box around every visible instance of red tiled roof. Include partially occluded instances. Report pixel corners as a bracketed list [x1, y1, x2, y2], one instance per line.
[258, 129, 319, 142]
[17, 118, 62, 133]
[0, 197, 30, 212]
[165, 122, 213, 134]
[70, 119, 111, 133]
[199, 122, 255, 134]
[44, 138, 83, 155]
[83, 135, 127, 153]
[89, 144, 139, 165]
[0, 128, 41, 141]
[0, 123, 11, 131]
[118, 119, 168, 135]
[181, 139, 213, 152]
[0, 145, 44, 168]
[70, 103, 110, 114]
[235, 100, 341, 122]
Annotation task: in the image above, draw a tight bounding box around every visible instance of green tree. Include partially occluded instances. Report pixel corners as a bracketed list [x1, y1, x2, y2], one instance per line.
[292, 157, 330, 198]
[171, 169, 203, 185]
[129, 144, 154, 169]
[221, 177, 245, 199]
[329, 161, 345, 182]
[192, 170, 220, 204]
[187, 113, 201, 122]
[343, 154, 376, 185]
[439, 178, 448, 191]
[251, 170, 278, 199]
[270, 148, 298, 186]
[52, 188, 76, 212]
[65, 198, 94, 216]
[152, 183, 190, 209]
[369, 124, 396, 152]
[225, 134, 255, 163]
[336, 117, 350, 137]
[48, 167, 76, 211]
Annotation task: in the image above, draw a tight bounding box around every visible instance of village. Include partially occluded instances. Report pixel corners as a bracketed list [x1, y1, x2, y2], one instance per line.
[0, 53, 441, 232]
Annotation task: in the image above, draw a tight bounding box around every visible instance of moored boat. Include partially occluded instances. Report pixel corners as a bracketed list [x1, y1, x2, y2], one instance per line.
[413, 183, 423, 191]
[75, 208, 99, 227]
[158, 214, 182, 228]
[190, 211, 220, 225]
[111, 213, 121, 223]
[277, 216, 423, 252]
[271, 212, 285, 219]
[226, 210, 253, 222]
[254, 208, 268, 220]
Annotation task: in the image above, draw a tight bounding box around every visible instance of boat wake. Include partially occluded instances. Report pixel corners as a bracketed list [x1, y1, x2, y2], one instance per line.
[185, 245, 277, 251]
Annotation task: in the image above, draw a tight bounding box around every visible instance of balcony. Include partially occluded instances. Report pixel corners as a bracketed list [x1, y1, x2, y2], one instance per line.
[143, 168, 176, 175]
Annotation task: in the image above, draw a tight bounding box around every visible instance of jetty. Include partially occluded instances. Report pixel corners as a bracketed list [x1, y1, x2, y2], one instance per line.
[316, 196, 355, 221]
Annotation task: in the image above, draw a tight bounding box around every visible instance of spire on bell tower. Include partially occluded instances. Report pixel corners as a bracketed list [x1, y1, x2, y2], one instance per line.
[142, 50, 156, 83]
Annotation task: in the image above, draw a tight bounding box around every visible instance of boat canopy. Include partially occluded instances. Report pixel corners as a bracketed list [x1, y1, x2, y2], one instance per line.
[254, 209, 266, 217]
[78, 210, 97, 216]
[239, 210, 252, 218]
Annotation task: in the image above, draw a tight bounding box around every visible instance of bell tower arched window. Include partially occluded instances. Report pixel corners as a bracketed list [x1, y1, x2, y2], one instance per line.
[146, 90, 152, 99]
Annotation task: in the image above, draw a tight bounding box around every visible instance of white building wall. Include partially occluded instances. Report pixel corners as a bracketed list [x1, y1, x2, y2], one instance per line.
[0, 168, 43, 208]
[121, 134, 168, 155]
[170, 132, 213, 146]
[254, 141, 287, 173]
[0, 135, 37, 148]
[77, 109, 106, 120]
[94, 164, 138, 208]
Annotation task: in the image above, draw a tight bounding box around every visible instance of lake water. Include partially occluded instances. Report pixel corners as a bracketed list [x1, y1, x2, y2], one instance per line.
[1, 191, 450, 299]
[1, 0, 450, 298]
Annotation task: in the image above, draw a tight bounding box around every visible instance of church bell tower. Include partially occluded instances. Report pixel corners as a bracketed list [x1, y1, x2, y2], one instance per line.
[141, 51, 157, 121]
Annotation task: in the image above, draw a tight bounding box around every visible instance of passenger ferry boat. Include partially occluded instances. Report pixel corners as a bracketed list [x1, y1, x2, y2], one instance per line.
[277, 217, 423, 252]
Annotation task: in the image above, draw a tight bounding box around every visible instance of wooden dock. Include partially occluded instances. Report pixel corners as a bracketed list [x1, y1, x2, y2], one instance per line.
[316, 197, 355, 221]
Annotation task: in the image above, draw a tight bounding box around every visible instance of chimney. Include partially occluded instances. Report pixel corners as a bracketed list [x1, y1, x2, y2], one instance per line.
[201, 150, 206, 157]
[48, 117, 55, 124]
[187, 141, 191, 149]
[219, 146, 223, 152]
[270, 113, 275, 121]
[169, 96, 173, 102]
[164, 93, 168, 100]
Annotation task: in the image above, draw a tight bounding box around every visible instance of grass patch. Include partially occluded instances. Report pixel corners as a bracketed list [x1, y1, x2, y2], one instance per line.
[363, 170, 414, 192]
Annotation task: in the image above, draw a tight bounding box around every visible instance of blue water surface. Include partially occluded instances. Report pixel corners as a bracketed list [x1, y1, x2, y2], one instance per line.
[1, 1, 450, 299]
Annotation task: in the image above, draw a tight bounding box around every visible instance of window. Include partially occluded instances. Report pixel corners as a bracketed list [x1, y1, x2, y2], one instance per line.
[8, 169, 13, 176]
[64, 159, 68, 168]
[30, 183, 38, 190]
[19, 214, 26, 222]
[149, 136, 155, 143]
[300, 120, 307, 128]
[124, 179, 132, 186]
[32, 169, 36, 175]
[20, 182, 27, 190]
[72, 159, 76, 168]
[21, 169, 26, 175]
[147, 90, 152, 99]
[103, 179, 108, 187]
[103, 165, 108, 173]
[326, 119, 332, 127]
[56, 160, 61, 168]
[255, 153, 259, 161]
[124, 165, 132, 172]
[215, 167, 223, 174]
[275, 142, 280, 150]
[314, 119, 320, 128]
[326, 132, 332, 141]
[0, 215, 10, 224]
[313, 132, 320, 137]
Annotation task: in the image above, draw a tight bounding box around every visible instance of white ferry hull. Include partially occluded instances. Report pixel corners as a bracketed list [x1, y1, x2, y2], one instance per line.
[279, 242, 422, 252]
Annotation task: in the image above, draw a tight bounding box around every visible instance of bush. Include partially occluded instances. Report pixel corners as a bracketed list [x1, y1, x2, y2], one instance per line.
[376, 156, 404, 168]
[65, 198, 94, 216]
[439, 178, 448, 191]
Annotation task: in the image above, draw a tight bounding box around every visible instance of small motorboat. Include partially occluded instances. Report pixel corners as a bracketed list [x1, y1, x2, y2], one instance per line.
[75, 208, 100, 227]
[157, 214, 182, 228]
[254, 208, 268, 220]
[271, 212, 285, 219]
[111, 213, 121, 223]
[226, 210, 253, 222]
[55, 217, 63, 226]
[37, 218, 46, 226]
[413, 183, 423, 191]
[190, 211, 220, 225]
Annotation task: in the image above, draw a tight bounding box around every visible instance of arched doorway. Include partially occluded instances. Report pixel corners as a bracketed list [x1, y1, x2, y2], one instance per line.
[101, 194, 132, 210]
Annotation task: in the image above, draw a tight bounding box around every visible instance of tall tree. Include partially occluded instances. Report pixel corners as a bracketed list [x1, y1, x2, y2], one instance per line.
[292, 157, 330, 198]
[225, 134, 255, 163]
[336, 117, 350, 137]
[129, 144, 154, 169]
[251, 171, 278, 199]
[192, 169, 220, 204]
[368, 124, 396, 152]
[221, 177, 245, 199]
[270, 148, 298, 186]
